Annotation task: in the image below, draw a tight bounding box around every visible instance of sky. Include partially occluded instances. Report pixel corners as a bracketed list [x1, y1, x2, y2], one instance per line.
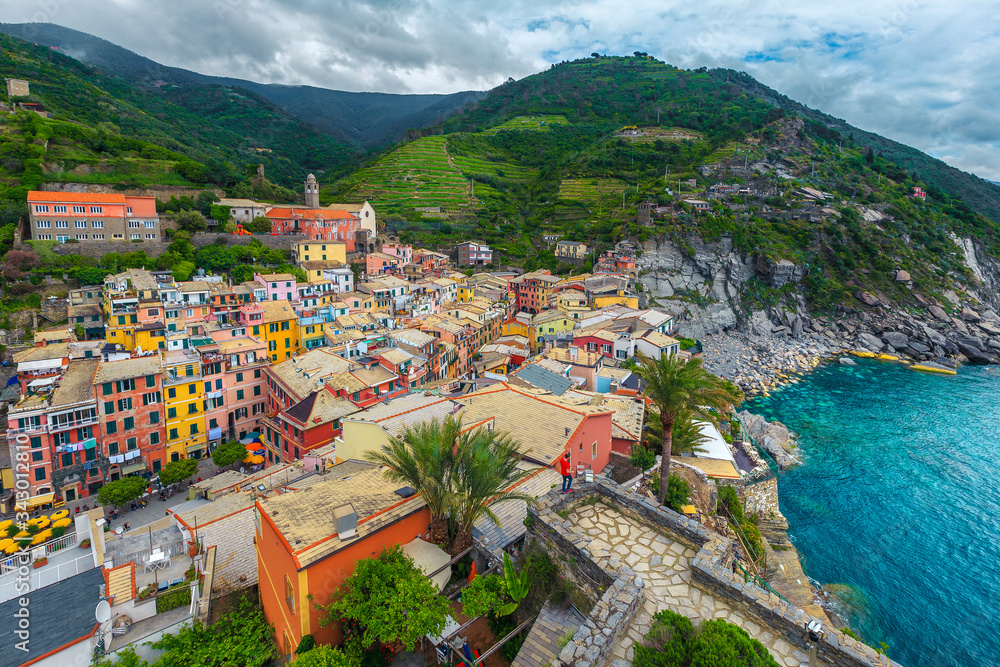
[4, 0, 999, 179]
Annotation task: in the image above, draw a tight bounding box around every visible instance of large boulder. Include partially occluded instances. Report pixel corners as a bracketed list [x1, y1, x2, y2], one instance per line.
[961, 306, 981, 322]
[956, 341, 1000, 364]
[928, 305, 951, 322]
[895, 269, 911, 282]
[856, 290, 879, 307]
[857, 332, 884, 351]
[882, 332, 910, 349]
[907, 340, 931, 354]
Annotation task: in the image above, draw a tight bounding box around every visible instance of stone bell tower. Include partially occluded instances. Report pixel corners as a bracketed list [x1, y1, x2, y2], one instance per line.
[304, 173, 319, 208]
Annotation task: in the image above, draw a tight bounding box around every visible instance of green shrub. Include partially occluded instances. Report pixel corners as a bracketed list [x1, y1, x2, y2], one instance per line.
[717, 486, 743, 522]
[664, 474, 691, 513]
[631, 445, 656, 470]
[156, 584, 192, 613]
[634, 610, 780, 667]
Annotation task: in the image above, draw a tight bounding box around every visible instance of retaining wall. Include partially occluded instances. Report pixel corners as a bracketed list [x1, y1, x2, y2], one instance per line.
[531, 478, 900, 667]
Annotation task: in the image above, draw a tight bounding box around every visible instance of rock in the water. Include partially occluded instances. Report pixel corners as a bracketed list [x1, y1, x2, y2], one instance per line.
[928, 305, 951, 322]
[839, 357, 857, 365]
[882, 332, 909, 349]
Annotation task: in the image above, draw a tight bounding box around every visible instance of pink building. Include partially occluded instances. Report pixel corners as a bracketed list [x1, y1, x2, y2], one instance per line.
[381, 244, 413, 264]
[366, 252, 403, 275]
[212, 335, 269, 441]
[255, 273, 298, 302]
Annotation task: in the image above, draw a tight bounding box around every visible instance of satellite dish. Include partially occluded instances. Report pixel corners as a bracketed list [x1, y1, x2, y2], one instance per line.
[240, 467, 246, 474]
[95, 599, 112, 624]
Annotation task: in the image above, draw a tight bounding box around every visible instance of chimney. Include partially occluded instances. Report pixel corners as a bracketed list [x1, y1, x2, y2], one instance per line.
[333, 504, 357, 539]
[570, 346, 578, 362]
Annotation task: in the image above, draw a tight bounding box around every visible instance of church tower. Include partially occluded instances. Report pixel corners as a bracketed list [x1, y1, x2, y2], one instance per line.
[304, 173, 319, 208]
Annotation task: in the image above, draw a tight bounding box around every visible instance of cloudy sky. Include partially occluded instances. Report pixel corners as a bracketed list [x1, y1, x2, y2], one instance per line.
[5, 0, 999, 179]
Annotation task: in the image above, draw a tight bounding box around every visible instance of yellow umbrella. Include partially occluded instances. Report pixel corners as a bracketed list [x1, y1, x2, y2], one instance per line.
[31, 530, 52, 545]
[0, 519, 12, 531]
[13, 531, 30, 540]
[53, 518, 72, 528]
[27, 517, 45, 526]
[247, 454, 265, 465]
[33, 518, 50, 530]
[50, 510, 69, 521]
[5, 542, 22, 555]
[0, 538, 13, 551]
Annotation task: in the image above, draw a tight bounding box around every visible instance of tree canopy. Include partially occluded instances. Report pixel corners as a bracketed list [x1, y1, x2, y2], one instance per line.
[97, 476, 147, 507]
[321, 545, 450, 651]
[158, 457, 199, 486]
[212, 439, 248, 468]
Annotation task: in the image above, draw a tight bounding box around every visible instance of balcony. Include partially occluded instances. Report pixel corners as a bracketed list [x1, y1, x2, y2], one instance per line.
[48, 414, 98, 432]
[163, 370, 203, 387]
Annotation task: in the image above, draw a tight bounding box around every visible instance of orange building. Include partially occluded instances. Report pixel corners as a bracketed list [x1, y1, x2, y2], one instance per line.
[256, 462, 430, 659]
[27, 191, 159, 242]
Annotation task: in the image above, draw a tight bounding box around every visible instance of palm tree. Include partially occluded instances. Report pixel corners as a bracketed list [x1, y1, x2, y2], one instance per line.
[450, 427, 537, 555]
[645, 408, 712, 456]
[635, 353, 743, 504]
[364, 416, 463, 545]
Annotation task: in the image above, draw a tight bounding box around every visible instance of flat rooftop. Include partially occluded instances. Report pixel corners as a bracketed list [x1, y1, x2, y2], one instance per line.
[51, 358, 99, 407]
[258, 462, 425, 567]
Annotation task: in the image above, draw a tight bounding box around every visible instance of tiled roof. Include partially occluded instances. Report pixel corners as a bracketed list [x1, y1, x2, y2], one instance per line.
[258, 464, 426, 568]
[350, 365, 396, 388]
[268, 348, 354, 399]
[28, 190, 126, 203]
[301, 260, 345, 270]
[377, 348, 412, 365]
[286, 390, 359, 426]
[267, 208, 355, 220]
[0, 567, 103, 663]
[257, 299, 297, 323]
[389, 328, 436, 348]
[601, 395, 645, 440]
[51, 358, 99, 407]
[93, 355, 162, 384]
[473, 464, 561, 553]
[13, 343, 70, 364]
[106, 562, 135, 603]
[454, 385, 590, 464]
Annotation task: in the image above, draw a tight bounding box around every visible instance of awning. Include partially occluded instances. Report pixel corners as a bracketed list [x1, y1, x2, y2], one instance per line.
[17, 359, 62, 372]
[81, 438, 98, 450]
[20, 492, 55, 510]
[122, 462, 147, 475]
[402, 537, 451, 592]
[27, 377, 57, 388]
[186, 443, 205, 453]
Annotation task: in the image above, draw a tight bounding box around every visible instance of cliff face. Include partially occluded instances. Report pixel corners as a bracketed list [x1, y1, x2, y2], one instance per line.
[637, 236, 809, 340]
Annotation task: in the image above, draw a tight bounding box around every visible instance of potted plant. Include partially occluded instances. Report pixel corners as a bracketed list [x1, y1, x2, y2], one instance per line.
[79, 538, 91, 549]
[188, 539, 199, 557]
[32, 557, 48, 569]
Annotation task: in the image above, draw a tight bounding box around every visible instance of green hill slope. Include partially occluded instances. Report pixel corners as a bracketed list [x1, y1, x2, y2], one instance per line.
[0, 22, 486, 149]
[0, 31, 352, 195]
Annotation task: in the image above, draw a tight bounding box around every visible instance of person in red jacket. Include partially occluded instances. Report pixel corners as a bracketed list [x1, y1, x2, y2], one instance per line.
[558, 452, 573, 493]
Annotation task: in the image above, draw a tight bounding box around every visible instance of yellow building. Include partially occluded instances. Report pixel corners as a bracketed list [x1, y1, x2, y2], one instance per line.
[294, 241, 347, 265]
[258, 300, 299, 362]
[553, 291, 591, 320]
[502, 313, 533, 343]
[593, 293, 640, 309]
[162, 352, 207, 461]
[532, 310, 578, 350]
[458, 283, 476, 302]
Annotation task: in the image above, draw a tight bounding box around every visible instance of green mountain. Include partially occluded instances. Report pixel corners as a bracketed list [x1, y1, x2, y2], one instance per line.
[331, 55, 1000, 310]
[0, 23, 486, 149]
[0, 30, 353, 200]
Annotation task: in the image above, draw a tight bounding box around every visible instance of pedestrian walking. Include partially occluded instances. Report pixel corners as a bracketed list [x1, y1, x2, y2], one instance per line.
[558, 452, 574, 493]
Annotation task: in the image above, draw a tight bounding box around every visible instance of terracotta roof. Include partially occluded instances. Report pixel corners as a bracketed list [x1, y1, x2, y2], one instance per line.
[258, 463, 426, 568]
[51, 358, 99, 407]
[28, 191, 126, 203]
[93, 355, 162, 384]
[13, 343, 69, 364]
[454, 385, 594, 464]
[268, 207, 356, 220]
[268, 348, 355, 400]
[286, 390, 360, 427]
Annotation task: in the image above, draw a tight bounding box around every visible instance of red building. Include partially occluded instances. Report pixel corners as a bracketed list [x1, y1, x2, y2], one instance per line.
[94, 356, 167, 484]
[266, 208, 359, 250]
[510, 270, 562, 314]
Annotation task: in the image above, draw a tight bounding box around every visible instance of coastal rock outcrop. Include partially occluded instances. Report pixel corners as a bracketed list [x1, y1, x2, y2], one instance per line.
[737, 410, 800, 469]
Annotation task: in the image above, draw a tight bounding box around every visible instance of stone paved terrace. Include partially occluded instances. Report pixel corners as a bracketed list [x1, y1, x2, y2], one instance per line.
[566, 503, 825, 667]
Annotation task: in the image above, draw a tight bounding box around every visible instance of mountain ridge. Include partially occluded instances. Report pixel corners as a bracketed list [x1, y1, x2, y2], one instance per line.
[0, 22, 486, 149]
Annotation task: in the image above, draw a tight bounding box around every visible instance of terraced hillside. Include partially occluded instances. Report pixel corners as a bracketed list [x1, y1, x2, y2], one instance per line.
[334, 136, 472, 216]
[483, 115, 570, 134]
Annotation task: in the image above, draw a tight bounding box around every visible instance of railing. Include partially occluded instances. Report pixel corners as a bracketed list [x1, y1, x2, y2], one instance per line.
[49, 415, 98, 432]
[110, 539, 186, 569]
[732, 559, 790, 604]
[0, 532, 79, 576]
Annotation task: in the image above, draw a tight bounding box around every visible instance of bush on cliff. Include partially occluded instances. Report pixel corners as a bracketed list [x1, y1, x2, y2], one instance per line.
[634, 609, 780, 667]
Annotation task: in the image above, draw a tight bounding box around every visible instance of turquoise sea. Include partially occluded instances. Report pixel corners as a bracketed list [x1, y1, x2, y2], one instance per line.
[746, 360, 1000, 667]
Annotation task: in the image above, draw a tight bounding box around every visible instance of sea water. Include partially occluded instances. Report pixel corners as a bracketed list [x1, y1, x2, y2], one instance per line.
[746, 360, 1000, 667]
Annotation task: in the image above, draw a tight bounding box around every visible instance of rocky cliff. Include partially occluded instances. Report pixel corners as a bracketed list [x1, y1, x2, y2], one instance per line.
[638, 233, 1000, 377]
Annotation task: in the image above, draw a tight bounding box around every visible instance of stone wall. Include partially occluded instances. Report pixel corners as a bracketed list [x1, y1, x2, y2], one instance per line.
[608, 451, 641, 485]
[527, 489, 644, 667]
[42, 233, 297, 260]
[532, 478, 901, 667]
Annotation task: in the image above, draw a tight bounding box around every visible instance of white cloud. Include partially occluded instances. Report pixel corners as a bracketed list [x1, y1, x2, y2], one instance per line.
[2, 0, 998, 178]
